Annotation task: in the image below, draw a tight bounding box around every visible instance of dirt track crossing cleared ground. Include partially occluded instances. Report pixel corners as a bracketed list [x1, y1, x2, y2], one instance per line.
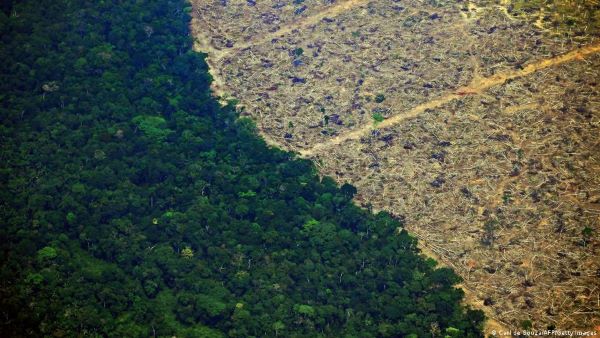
[210, 0, 372, 60]
[300, 42, 600, 157]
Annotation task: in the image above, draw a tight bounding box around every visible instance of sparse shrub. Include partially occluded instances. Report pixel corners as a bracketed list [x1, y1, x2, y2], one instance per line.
[372, 112, 384, 124]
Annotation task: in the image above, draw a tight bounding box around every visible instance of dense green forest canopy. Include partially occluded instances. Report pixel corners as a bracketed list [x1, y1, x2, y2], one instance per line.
[0, 0, 484, 336]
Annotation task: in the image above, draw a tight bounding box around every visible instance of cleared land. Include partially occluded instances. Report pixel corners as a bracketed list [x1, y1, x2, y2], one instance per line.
[191, 0, 600, 331]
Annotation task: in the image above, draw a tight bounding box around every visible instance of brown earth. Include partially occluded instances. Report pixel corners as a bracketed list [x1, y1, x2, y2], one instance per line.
[190, 0, 600, 333]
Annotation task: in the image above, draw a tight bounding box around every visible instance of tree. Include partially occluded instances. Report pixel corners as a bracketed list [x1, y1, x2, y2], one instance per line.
[273, 321, 286, 336]
[132, 115, 173, 142]
[181, 247, 194, 259]
[196, 295, 227, 321]
[36, 246, 57, 262]
[295, 304, 316, 317]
